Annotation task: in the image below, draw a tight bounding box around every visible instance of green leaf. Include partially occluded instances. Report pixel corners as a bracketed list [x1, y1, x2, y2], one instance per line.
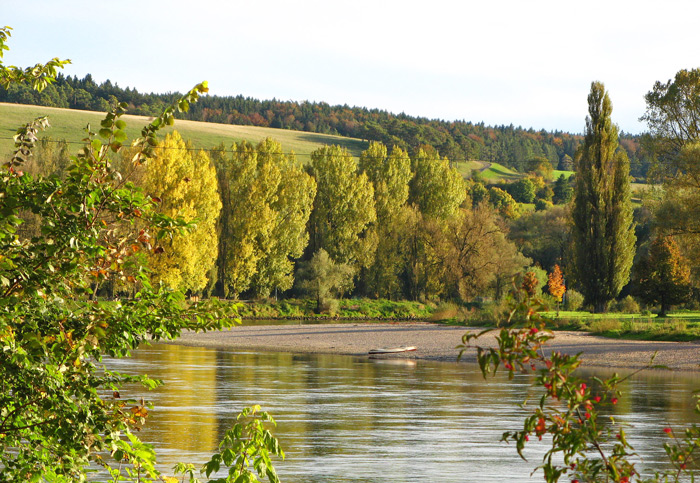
[114, 130, 127, 143]
[98, 128, 112, 139]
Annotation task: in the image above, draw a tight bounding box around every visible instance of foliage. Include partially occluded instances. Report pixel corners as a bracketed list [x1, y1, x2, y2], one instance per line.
[458, 283, 699, 483]
[141, 131, 221, 293]
[408, 147, 466, 220]
[508, 206, 570, 271]
[526, 155, 554, 178]
[634, 236, 692, 316]
[214, 138, 315, 298]
[487, 186, 519, 219]
[641, 68, 700, 159]
[552, 174, 574, 204]
[610, 295, 641, 314]
[0, 32, 283, 483]
[0, 26, 71, 92]
[296, 249, 355, 313]
[642, 69, 700, 293]
[564, 289, 585, 311]
[443, 205, 530, 301]
[308, 145, 376, 268]
[0, 67, 656, 177]
[547, 264, 566, 302]
[359, 142, 412, 298]
[509, 177, 537, 203]
[534, 198, 554, 211]
[571, 82, 636, 312]
[185, 406, 284, 483]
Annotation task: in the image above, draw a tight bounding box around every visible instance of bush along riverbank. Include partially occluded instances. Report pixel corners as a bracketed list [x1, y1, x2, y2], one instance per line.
[231, 297, 700, 341]
[235, 298, 436, 320]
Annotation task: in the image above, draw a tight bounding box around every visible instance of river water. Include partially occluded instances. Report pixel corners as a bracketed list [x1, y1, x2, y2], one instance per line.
[106, 343, 700, 482]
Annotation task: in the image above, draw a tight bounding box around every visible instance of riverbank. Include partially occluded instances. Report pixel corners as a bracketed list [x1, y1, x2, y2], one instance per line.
[170, 322, 700, 371]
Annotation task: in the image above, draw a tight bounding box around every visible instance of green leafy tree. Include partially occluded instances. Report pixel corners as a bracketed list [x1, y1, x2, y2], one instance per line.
[643, 70, 700, 280]
[508, 206, 570, 271]
[401, 206, 448, 301]
[641, 68, 700, 158]
[526, 155, 554, 178]
[0, 30, 282, 483]
[634, 236, 692, 316]
[250, 139, 316, 298]
[552, 174, 574, 204]
[142, 131, 221, 293]
[509, 177, 537, 203]
[467, 179, 489, 206]
[308, 145, 377, 268]
[358, 141, 412, 298]
[216, 139, 316, 298]
[409, 147, 466, 219]
[297, 249, 355, 313]
[571, 82, 636, 312]
[488, 186, 519, 219]
[443, 205, 529, 301]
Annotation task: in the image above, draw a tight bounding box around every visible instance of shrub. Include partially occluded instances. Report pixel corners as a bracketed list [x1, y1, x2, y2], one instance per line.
[612, 295, 641, 314]
[564, 289, 585, 311]
[534, 198, 554, 211]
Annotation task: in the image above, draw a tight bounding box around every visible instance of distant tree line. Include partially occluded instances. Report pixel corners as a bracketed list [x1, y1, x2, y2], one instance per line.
[0, 73, 653, 180]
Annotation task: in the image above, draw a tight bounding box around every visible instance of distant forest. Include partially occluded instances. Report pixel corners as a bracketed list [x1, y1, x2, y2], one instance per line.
[0, 73, 653, 179]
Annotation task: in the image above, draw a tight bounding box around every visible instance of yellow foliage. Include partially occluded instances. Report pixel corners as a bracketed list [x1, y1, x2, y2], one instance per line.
[142, 131, 221, 292]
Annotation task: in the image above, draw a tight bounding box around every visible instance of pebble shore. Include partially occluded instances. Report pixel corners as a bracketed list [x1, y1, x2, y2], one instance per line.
[168, 322, 700, 371]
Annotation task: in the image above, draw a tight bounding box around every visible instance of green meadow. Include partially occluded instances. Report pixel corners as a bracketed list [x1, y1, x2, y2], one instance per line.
[0, 102, 369, 160]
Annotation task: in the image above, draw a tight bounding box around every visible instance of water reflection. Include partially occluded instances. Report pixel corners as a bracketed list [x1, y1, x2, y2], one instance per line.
[106, 344, 700, 482]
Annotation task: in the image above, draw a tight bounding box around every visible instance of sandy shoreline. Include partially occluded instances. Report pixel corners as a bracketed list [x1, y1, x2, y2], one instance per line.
[167, 322, 700, 371]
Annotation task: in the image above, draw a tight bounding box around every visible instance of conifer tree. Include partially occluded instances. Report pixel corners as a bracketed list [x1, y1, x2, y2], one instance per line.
[571, 82, 636, 312]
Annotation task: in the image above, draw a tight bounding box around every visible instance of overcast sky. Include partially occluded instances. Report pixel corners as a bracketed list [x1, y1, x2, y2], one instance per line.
[4, 0, 699, 134]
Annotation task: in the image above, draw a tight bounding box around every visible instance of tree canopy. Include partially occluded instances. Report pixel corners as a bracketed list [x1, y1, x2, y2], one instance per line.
[571, 82, 636, 312]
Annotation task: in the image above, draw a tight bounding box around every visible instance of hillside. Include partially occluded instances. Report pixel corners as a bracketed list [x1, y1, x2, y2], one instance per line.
[0, 103, 369, 160]
[0, 74, 654, 180]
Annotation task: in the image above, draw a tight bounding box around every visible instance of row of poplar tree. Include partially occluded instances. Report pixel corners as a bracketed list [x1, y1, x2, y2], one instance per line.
[112, 133, 533, 303]
[21, 79, 690, 311]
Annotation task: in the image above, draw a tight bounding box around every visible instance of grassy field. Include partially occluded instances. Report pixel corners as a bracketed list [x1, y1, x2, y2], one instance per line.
[0, 102, 369, 161]
[456, 160, 521, 182]
[541, 310, 700, 341]
[551, 169, 574, 180]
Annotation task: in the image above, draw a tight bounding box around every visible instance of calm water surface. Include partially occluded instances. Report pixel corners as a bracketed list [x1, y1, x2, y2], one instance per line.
[106, 343, 700, 482]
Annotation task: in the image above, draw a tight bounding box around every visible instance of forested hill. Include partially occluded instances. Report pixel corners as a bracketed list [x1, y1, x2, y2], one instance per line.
[0, 73, 652, 179]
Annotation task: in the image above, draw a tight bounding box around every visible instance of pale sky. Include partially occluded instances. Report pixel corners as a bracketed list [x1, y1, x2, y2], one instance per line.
[4, 0, 700, 134]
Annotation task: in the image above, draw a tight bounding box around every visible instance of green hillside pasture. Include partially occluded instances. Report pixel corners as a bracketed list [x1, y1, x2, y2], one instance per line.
[0, 103, 368, 161]
[551, 169, 574, 180]
[457, 160, 521, 182]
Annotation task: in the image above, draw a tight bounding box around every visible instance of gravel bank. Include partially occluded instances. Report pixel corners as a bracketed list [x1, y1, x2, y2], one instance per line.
[167, 322, 700, 371]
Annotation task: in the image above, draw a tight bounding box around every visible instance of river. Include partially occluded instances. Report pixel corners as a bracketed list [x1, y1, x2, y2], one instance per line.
[105, 343, 700, 482]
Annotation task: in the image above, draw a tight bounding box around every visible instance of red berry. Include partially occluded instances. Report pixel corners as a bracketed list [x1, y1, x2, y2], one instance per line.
[611, 397, 618, 405]
[593, 396, 601, 403]
[664, 427, 673, 434]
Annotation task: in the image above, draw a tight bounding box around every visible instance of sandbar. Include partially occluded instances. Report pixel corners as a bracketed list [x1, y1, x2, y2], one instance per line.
[168, 322, 700, 371]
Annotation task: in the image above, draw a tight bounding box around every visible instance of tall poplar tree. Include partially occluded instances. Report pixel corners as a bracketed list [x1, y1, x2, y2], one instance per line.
[142, 131, 221, 293]
[571, 82, 636, 312]
[308, 145, 376, 268]
[358, 142, 412, 297]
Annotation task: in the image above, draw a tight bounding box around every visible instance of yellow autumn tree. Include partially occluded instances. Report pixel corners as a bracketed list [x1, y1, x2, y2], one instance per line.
[215, 138, 316, 298]
[141, 131, 221, 292]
